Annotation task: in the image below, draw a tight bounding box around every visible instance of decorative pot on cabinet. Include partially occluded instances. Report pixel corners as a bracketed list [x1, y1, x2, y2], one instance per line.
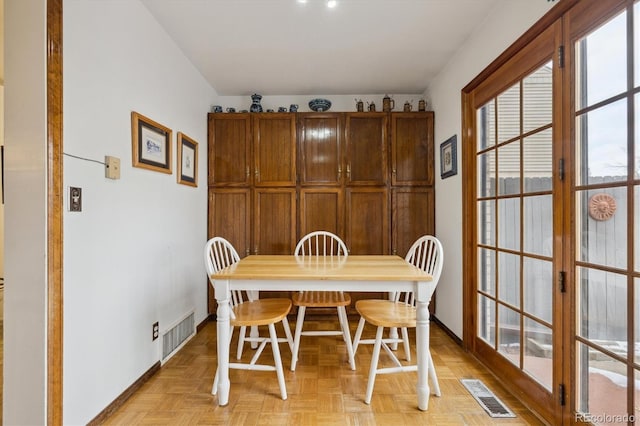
[250, 93, 263, 112]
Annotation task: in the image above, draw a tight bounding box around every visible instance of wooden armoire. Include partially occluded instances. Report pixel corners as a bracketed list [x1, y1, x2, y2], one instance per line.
[207, 110, 435, 315]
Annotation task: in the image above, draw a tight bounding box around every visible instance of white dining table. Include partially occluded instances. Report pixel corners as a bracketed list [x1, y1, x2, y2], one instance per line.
[211, 254, 436, 410]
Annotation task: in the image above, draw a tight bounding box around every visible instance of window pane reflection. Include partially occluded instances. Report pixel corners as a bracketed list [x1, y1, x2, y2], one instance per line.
[523, 62, 552, 133]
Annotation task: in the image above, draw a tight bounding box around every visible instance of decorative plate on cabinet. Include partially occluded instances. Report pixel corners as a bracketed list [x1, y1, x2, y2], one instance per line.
[308, 98, 332, 112]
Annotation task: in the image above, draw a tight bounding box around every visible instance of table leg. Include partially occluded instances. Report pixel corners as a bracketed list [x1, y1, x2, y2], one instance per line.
[248, 290, 260, 349]
[415, 283, 433, 411]
[388, 291, 399, 350]
[215, 279, 231, 406]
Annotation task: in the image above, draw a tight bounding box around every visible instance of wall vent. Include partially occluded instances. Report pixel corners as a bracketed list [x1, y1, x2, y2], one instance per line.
[161, 310, 195, 364]
[460, 378, 516, 418]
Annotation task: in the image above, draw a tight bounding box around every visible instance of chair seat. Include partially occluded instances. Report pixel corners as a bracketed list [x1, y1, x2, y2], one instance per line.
[356, 299, 416, 328]
[292, 291, 351, 307]
[231, 298, 292, 327]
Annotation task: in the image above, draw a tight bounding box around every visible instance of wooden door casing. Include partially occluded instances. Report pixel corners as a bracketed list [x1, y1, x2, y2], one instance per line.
[207, 113, 252, 186]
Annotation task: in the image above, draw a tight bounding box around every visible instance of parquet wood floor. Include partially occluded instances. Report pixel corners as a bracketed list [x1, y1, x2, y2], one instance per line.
[101, 317, 546, 425]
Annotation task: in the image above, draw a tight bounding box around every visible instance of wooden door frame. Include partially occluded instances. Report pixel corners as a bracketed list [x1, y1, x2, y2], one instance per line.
[461, 1, 578, 424]
[47, 0, 64, 424]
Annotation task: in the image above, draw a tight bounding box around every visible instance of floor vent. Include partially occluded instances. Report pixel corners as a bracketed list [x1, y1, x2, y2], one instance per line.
[161, 310, 195, 364]
[460, 378, 516, 418]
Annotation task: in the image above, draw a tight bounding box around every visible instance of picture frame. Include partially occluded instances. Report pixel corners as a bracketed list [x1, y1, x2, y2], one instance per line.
[131, 111, 172, 174]
[440, 135, 458, 179]
[177, 132, 198, 187]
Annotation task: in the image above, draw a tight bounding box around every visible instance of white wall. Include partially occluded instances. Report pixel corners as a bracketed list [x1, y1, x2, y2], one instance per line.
[4, 0, 48, 424]
[63, 1, 214, 423]
[428, 0, 556, 337]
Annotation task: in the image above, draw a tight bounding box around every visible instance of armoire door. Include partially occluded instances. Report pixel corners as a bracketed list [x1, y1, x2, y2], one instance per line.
[344, 112, 388, 186]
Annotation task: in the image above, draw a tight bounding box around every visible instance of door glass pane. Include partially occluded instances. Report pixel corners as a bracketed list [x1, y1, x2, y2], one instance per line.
[523, 318, 552, 391]
[576, 11, 626, 110]
[497, 83, 521, 143]
[498, 304, 520, 366]
[576, 188, 627, 270]
[523, 62, 553, 133]
[498, 141, 521, 196]
[498, 252, 520, 307]
[478, 200, 495, 246]
[576, 343, 629, 424]
[576, 99, 628, 186]
[523, 129, 552, 193]
[477, 150, 496, 197]
[478, 248, 496, 295]
[498, 197, 520, 251]
[478, 294, 495, 346]
[524, 257, 552, 323]
[523, 195, 553, 256]
[477, 101, 496, 151]
[577, 267, 627, 343]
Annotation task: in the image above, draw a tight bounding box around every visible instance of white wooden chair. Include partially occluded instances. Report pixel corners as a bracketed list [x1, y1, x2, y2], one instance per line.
[205, 237, 294, 400]
[352, 235, 443, 404]
[290, 231, 356, 371]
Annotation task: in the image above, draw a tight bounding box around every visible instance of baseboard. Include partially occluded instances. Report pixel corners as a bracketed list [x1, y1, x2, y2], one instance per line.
[87, 361, 161, 425]
[431, 315, 463, 346]
[89, 315, 212, 424]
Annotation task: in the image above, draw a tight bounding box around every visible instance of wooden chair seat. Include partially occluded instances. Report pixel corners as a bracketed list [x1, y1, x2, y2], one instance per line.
[290, 231, 356, 372]
[352, 235, 443, 405]
[205, 237, 293, 401]
[355, 299, 416, 328]
[292, 291, 351, 308]
[231, 299, 292, 326]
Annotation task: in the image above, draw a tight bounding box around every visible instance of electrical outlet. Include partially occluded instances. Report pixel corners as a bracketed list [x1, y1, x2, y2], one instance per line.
[69, 187, 82, 212]
[152, 321, 159, 341]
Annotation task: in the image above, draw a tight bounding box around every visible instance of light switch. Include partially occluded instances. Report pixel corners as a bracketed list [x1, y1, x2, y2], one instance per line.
[105, 155, 121, 179]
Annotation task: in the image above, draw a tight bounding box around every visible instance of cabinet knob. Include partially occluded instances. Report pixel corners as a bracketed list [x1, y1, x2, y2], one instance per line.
[337, 166, 342, 180]
[254, 168, 259, 179]
[246, 167, 250, 178]
[392, 168, 397, 175]
[346, 164, 351, 179]
[245, 248, 250, 256]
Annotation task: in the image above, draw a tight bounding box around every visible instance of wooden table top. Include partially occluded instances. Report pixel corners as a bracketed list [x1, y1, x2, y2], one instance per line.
[213, 255, 433, 282]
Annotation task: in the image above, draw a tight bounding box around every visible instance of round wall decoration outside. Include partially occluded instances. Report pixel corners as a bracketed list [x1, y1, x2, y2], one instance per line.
[588, 193, 617, 221]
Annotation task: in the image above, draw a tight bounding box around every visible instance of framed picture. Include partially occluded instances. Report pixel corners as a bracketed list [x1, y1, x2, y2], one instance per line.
[131, 111, 172, 174]
[440, 135, 458, 179]
[177, 132, 198, 187]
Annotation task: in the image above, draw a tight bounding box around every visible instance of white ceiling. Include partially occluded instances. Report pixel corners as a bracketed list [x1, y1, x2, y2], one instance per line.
[141, 0, 500, 96]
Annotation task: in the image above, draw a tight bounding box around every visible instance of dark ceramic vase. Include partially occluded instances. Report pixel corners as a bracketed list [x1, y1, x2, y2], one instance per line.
[250, 93, 263, 112]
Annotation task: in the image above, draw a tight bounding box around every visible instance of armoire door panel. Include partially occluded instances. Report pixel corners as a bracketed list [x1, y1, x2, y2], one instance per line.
[345, 187, 389, 255]
[345, 113, 388, 185]
[253, 188, 297, 255]
[391, 112, 434, 186]
[208, 113, 252, 186]
[207, 188, 251, 314]
[298, 113, 343, 186]
[253, 114, 297, 186]
[299, 188, 344, 239]
[391, 188, 435, 257]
